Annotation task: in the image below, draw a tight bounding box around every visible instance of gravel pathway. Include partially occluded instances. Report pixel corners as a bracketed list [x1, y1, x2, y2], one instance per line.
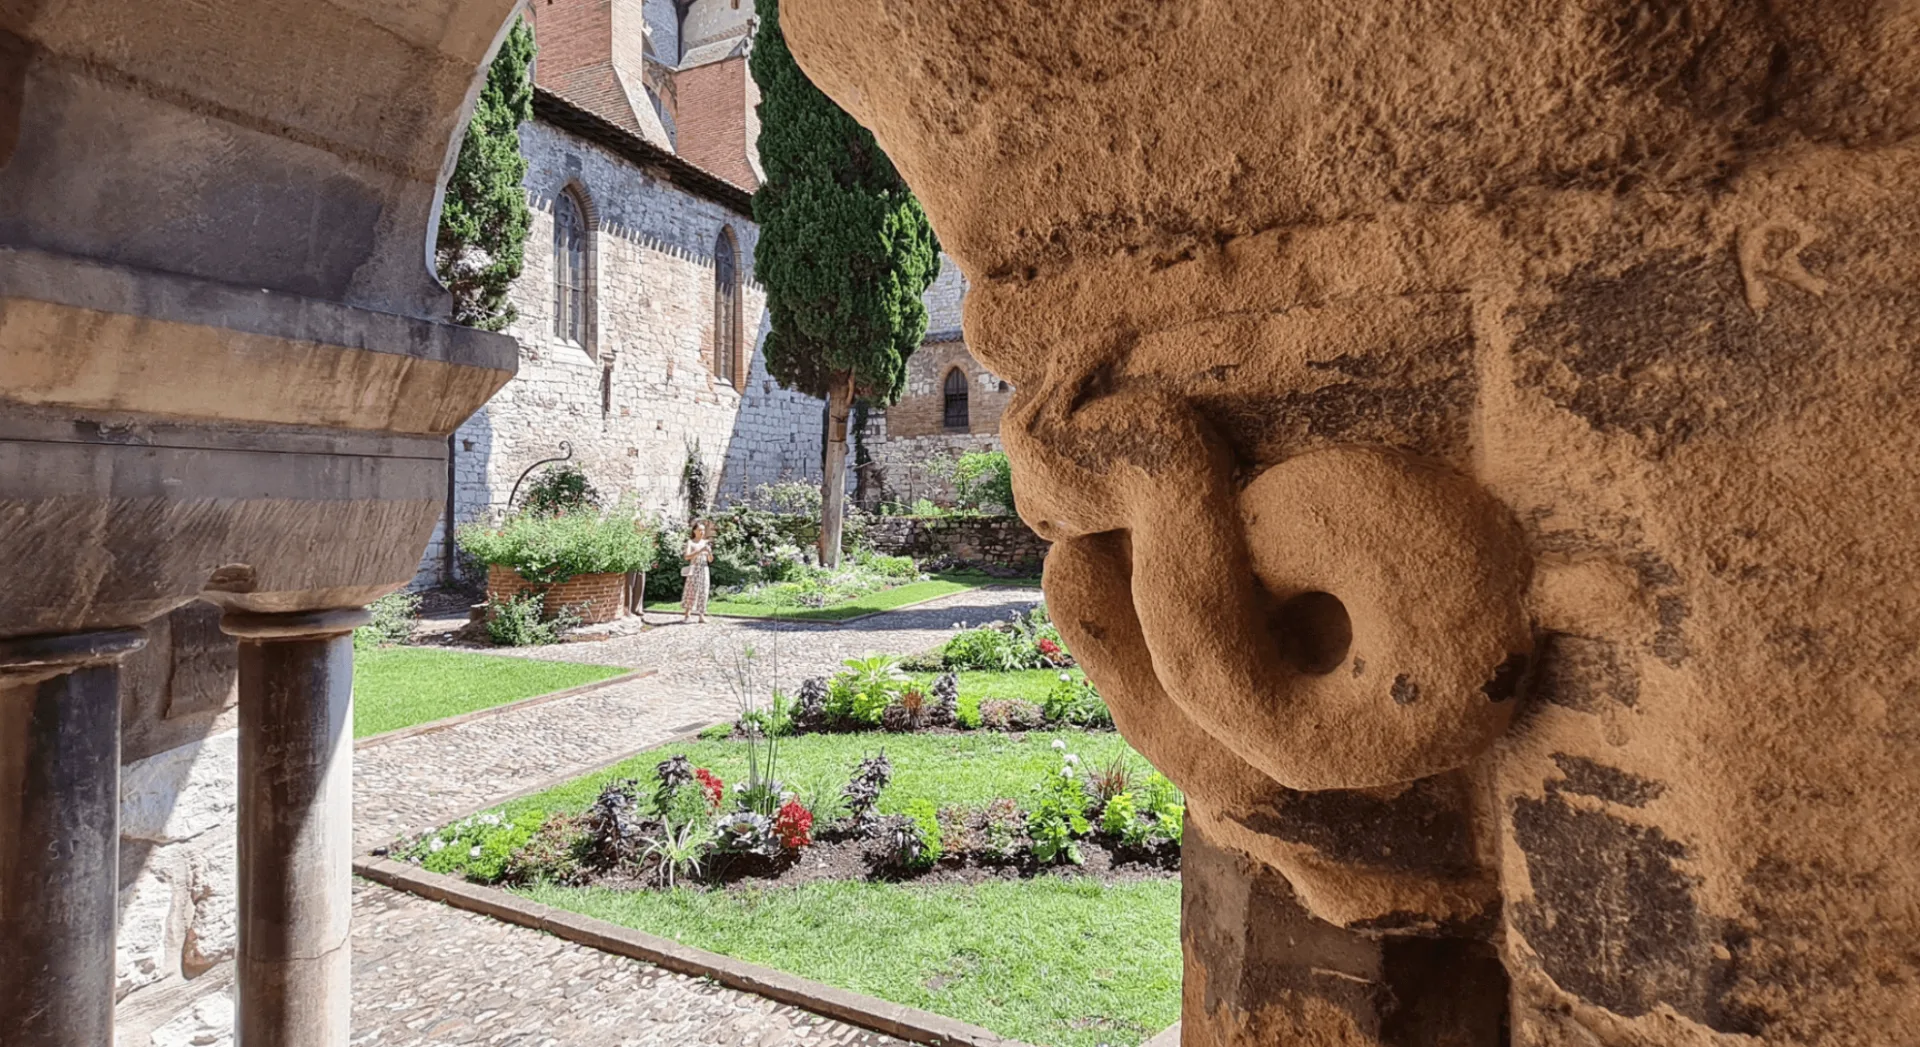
[350, 584, 1043, 1047]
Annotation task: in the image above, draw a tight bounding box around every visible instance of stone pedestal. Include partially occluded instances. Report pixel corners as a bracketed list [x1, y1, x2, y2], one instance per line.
[223, 610, 365, 1047]
[1180, 819, 1506, 1047]
[0, 629, 147, 1047]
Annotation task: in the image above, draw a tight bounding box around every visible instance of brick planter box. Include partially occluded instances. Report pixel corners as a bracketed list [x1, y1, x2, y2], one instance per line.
[484, 565, 629, 624]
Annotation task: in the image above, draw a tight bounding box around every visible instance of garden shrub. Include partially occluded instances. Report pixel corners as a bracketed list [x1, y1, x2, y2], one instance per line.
[1029, 745, 1092, 865]
[901, 798, 943, 868]
[842, 751, 893, 831]
[978, 698, 1044, 731]
[579, 779, 647, 869]
[935, 805, 978, 856]
[502, 813, 588, 885]
[411, 808, 546, 882]
[953, 450, 1015, 514]
[353, 590, 420, 650]
[459, 505, 656, 583]
[978, 797, 1027, 861]
[926, 673, 959, 727]
[1083, 753, 1139, 811]
[941, 626, 1024, 672]
[827, 655, 904, 726]
[1100, 792, 1144, 843]
[1044, 675, 1114, 729]
[521, 463, 599, 517]
[875, 814, 926, 870]
[484, 591, 580, 646]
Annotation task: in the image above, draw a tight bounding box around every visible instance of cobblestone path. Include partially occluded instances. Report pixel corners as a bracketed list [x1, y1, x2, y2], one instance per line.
[350, 584, 1042, 1047]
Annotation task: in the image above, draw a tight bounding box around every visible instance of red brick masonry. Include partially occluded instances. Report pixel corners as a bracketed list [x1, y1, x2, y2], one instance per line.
[486, 566, 628, 624]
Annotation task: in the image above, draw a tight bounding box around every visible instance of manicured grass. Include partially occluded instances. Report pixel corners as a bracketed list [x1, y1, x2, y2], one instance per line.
[488, 727, 1145, 823]
[352, 647, 629, 739]
[520, 878, 1182, 1047]
[908, 668, 1078, 726]
[645, 572, 1041, 622]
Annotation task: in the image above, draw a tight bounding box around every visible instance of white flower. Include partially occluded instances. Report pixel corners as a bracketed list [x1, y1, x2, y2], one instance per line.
[470, 845, 483, 858]
[1059, 673, 1072, 682]
[1060, 766, 1075, 779]
[1065, 754, 1080, 766]
[481, 814, 501, 826]
[1051, 739, 1067, 751]
[429, 838, 446, 853]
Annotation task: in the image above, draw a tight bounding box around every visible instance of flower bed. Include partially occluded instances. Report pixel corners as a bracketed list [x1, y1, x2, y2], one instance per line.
[393, 712, 1183, 1046]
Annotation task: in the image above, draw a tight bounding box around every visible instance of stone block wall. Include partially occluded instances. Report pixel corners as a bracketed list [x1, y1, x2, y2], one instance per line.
[414, 118, 830, 588]
[114, 605, 242, 1047]
[865, 514, 1049, 574]
[861, 254, 1015, 506]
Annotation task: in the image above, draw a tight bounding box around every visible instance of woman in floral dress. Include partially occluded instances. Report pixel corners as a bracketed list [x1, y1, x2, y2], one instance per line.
[680, 520, 714, 623]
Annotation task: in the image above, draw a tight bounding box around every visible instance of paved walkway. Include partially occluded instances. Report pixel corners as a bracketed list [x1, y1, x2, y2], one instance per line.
[350, 584, 1043, 1047]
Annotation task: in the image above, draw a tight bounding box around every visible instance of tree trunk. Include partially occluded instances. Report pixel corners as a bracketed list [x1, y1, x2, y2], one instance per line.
[820, 374, 854, 568]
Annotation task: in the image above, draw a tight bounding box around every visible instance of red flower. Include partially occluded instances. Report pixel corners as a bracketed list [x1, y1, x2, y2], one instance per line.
[773, 798, 814, 850]
[694, 768, 724, 809]
[1038, 638, 1061, 656]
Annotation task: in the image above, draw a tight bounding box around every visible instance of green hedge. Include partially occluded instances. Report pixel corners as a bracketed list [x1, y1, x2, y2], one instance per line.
[458, 509, 656, 583]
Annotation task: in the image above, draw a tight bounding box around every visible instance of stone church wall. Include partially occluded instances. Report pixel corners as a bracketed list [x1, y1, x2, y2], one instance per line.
[415, 118, 827, 587]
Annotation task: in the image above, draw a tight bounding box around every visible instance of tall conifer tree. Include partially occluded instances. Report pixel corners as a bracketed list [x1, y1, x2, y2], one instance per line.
[750, 0, 938, 566]
[437, 19, 536, 330]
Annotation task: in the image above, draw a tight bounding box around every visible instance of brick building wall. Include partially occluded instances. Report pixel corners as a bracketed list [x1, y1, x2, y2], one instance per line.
[672, 54, 758, 189]
[415, 116, 829, 587]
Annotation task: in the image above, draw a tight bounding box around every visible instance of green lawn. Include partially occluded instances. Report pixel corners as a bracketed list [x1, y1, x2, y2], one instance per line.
[352, 647, 630, 739]
[907, 668, 1076, 726]
[522, 878, 1182, 1047]
[487, 726, 1145, 823]
[646, 572, 1041, 622]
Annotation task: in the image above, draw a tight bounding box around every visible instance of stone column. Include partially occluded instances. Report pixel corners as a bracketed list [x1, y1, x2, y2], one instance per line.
[1180, 818, 1508, 1047]
[0, 628, 148, 1047]
[222, 609, 368, 1047]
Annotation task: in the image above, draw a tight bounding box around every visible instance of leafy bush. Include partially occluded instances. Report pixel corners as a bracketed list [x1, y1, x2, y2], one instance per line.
[901, 798, 943, 869]
[579, 779, 647, 869]
[641, 818, 713, 887]
[875, 814, 927, 871]
[1084, 753, 1139, 811]
[459, 506, 656, 583]
[953, 450, 1015, 513]
[1044, 674, 1113, 729]
[484, 591, 580, 646]
[979, 797, 1027, 861]
[842, 751, 893, 832]
[502, 813, 588, 885]
[1100, 792, 1147, 846]
[926, 673, 959, 728]
[941, 606, 1068, 671]
[827, 655, 905, 726]
[1029, 744, 1092, 865]
[942, 628, 1025, 672]
[409, 808, 546, 882]
[353, 590, 420, 650]
[978, 698, 1045, 731]
[521, 464, 600, 517]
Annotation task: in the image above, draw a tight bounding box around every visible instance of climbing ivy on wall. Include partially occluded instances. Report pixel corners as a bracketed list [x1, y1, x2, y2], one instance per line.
[750, 0, 938, 563]
[437, 18, 536, 330]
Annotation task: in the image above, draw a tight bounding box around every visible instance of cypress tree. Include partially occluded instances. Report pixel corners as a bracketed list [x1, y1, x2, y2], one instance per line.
[750, 0, 938, 566]
[437, 19, 536, 331]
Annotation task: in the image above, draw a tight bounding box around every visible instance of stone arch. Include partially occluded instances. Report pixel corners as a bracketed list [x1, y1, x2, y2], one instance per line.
[551, 179, 599, 357]
[942, 366, 970, 430]
[713, 225, 744, 391]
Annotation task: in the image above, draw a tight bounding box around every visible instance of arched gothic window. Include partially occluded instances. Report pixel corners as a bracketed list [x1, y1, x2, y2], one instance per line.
[714, 228, 742, 388]
[943, 368, 970, 430]
[552, 188, 589, 347]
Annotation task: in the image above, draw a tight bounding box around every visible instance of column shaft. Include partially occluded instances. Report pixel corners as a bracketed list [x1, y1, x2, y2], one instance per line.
[0, 630, 145, 1047]
[228, 611, 363, 1047]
